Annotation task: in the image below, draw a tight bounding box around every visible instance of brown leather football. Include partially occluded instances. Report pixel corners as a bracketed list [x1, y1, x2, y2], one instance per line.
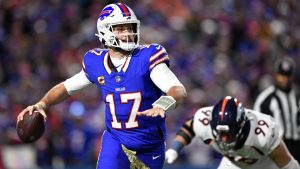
[16, 111, 45, 143]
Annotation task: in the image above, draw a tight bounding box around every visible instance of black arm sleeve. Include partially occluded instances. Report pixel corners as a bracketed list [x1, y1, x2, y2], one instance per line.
[176, 116, 195, 145]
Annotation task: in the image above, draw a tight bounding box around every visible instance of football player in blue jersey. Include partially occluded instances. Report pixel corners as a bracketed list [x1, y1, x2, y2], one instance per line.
[17, 3, 187, 169]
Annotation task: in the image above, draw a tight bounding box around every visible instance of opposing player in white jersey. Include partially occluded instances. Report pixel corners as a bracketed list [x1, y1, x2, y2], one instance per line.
[165, 96, 300, 169]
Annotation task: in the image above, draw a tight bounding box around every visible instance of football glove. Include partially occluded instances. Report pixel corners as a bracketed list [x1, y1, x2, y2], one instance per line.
[165, 149, 178, 164]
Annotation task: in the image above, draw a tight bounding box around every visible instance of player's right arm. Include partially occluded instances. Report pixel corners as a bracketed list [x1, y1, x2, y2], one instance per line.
[269, 140, 300, 169]
[165, 117, 195, 164]
[17, 49, 99, 122]
[17, 69, 92, 123]
[137, 44, 187, 118]
[253, 110, 300, 169]
[165, 107, 213, 164]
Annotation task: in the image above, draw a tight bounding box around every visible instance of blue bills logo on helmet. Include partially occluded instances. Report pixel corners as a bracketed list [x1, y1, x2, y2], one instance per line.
[99, 6, 114, 21]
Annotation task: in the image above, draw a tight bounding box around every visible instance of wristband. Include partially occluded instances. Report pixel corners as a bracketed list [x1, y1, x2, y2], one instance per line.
[35, 101, 47, 110]
[152, 96, 176, 111]
[171, 140, 184, 153]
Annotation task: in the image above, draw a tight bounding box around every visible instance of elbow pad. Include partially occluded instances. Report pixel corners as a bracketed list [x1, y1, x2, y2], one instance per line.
[176, 120, 195, 145]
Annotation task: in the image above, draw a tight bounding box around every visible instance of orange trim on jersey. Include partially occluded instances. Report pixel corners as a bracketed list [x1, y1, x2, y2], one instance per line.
[234, 98, 239, 106]
[221, 98, 229, 121]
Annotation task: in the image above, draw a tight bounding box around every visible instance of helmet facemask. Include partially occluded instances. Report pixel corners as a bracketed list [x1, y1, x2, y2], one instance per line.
[213, 125, 236, 151]
[212, 116, 247, 151]
[111, 23, 140, 51]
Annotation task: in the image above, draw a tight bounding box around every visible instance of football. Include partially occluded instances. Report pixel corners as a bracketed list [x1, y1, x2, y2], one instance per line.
[16, 111, 45, 143]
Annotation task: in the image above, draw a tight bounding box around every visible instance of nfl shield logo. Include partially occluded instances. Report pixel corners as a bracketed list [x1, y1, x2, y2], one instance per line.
[115, 76, 121, 83]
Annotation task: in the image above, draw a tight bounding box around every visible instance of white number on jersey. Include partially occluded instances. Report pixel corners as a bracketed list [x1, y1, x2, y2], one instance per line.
[106, 92, 141, 129]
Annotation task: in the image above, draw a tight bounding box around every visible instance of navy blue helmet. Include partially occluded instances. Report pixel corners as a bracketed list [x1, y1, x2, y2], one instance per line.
[211, 96, 248, 151]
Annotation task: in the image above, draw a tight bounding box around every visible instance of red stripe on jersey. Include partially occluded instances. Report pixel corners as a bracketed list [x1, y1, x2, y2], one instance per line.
[149, 56, 169, 70]
[150, 49, 165, 62]
[121, 57, 128, 71]
[82, 60, 86, 69]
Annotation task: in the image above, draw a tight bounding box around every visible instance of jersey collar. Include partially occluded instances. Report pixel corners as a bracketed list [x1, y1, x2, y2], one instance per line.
[104, 52, 132, 74]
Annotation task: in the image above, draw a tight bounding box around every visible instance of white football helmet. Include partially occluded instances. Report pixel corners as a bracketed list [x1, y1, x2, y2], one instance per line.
[95, 3, 140, 51]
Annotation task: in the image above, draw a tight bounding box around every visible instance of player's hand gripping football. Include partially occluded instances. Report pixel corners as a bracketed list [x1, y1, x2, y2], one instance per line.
[17, 101, 47, 123]
[165, 149, 178, 164]
[137, 107, 166, 118]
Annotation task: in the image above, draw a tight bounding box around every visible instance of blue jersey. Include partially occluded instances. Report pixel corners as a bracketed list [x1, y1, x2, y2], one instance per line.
[83, 44, 170, 150]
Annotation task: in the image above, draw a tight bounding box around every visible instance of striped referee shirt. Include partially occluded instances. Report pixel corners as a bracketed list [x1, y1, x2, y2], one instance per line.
[254, 85, 300, 140]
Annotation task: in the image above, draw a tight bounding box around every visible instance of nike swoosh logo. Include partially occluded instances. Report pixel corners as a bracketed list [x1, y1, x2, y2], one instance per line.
[152, 155, 161, 160]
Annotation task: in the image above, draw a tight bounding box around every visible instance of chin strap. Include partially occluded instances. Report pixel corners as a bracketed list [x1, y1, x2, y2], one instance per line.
[152, 96, 176, 111]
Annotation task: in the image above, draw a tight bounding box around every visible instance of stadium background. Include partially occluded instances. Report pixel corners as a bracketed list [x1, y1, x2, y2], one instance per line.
[0, 0, 300, 168]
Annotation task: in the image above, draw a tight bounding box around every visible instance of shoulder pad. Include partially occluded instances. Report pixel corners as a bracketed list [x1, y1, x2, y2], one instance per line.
[139, 44, 170, 70]
[82, 49, 107, 75]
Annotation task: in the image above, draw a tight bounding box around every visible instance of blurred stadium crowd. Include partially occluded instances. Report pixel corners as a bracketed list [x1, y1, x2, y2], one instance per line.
[0, 0, 300, 168]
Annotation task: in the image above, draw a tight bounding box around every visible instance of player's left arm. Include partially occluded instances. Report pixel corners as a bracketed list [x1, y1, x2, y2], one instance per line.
[152, 63, 187, 105]
[269, 140, 300, 169]
[263, 114, 300, 169]
[137, 63, 187, 118]
[165, 117, 195, 164]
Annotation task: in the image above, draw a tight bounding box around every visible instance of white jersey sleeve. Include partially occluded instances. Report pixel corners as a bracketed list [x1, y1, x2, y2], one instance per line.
[263, 115, 281, 155]
[192, 106, 214, 143]
[246, 109, 281, 155]
[150, 63, 184, 93]
[63, 70, 92, 95]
